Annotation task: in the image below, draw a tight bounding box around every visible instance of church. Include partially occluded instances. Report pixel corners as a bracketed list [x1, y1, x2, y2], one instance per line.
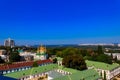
[35, 45, 47, 60]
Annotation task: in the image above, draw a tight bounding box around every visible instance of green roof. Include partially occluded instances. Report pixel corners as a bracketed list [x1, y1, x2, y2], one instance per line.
[54, 69, 101, 80]
[36, 53, 46, 55]
[86, 60, 120, 70]
[4, 64, 58, 79]
[58, 66, 78, 73]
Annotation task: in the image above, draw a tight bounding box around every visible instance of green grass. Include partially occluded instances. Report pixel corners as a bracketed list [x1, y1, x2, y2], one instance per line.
[86, 60, 120, 70]
[4, 64, 58, 79]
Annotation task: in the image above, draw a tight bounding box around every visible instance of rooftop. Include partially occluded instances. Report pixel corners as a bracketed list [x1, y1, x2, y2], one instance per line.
[4, 64, 58, 79]
[86, 60, 120, 70]
[58, 66, 78, 73]
[54, 69, 101, 80]
[0, 59, 52, 71]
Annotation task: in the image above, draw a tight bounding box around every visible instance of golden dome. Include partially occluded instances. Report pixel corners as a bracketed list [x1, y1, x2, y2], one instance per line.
[37, 45, 46, 53]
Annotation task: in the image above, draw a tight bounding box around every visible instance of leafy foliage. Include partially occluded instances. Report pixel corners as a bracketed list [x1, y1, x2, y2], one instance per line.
[0, 56, 4, 63]
[32, 61, 38, 67]
[9, 51, 21, 62]
[53, 58, 57, 63]
[104, 71, 106, 80]
[97, 46, 104, 54]
[62, 54, 87, 70]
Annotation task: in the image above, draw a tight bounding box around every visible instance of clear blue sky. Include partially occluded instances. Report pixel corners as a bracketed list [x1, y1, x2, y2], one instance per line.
[0, 0, 120, 45]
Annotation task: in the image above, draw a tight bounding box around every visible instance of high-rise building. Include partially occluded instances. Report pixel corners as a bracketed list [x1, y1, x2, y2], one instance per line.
[4, 38, 15, 47]
[113, 43, 118, 47]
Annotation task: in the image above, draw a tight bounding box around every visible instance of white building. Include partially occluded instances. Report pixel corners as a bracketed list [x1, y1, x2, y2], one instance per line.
[4, 38, 15, 47]
[86, 60, 120, 80]
[104, 52, 120, 60]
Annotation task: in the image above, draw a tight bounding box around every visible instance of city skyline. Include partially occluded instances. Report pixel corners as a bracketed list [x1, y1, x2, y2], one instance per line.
[0, 0, 120, 45]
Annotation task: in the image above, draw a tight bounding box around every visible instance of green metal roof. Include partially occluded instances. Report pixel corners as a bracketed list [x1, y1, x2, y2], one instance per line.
[58, 66, 78, 73]
[54, 69, 101, 80]
[86, 60, 120, 70]
[4, 64, 58, 79]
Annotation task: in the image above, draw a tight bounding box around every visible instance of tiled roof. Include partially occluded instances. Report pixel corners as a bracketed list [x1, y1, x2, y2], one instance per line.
[4, 64, 58, 79]
[0, 59, 52, 71]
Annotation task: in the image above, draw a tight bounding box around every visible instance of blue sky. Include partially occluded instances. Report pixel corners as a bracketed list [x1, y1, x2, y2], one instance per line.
[0, 0, 120, 45]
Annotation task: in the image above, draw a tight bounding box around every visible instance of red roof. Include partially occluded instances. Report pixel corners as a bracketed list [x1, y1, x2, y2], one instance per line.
[0, 59, 52, 71]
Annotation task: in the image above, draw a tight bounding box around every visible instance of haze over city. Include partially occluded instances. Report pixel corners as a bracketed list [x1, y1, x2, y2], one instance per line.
[0, 0, 120, 45]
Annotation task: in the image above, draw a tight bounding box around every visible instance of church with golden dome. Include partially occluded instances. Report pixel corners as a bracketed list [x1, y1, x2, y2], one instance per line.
[36, 45, 47, 60]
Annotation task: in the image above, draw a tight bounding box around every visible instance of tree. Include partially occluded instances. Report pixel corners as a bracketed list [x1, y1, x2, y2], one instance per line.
[100, 71, 102, 77]
[62, 54, 87, 70]
[0, 56, 4, 63]
[114, 56, 118, 62]
[62, 48, 79, 57]
[53, 58, 57, 63]
[32, 61, 38, 67]
[110, 53, 113, 60]
[56, 51, 63, 57]
[97, 54, 112, 64]
[104, 71, 106, 80]
[97, 46, 104, 54]
[9, 51, 21, 62]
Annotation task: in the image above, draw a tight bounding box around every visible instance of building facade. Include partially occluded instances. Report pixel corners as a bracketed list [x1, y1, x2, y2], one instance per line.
[4, 38, 15, 47]
[35, 45, 47, 60]
[0, 50, 6, 55]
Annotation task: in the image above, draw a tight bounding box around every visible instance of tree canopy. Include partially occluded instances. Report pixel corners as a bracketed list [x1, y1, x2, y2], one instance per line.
[32, 61, 38, 67]
[62, 54, 87, 70]
[9, 51, 21, 62]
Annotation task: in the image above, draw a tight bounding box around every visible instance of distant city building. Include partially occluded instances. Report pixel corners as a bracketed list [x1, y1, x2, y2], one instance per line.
[4, 38, 15, 47]
[118, 44, 120, 47]
[113, 43, 119, 47]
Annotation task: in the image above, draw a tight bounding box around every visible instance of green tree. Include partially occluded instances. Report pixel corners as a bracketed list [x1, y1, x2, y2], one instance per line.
[97, 54, 112, 64]
[104, 71, 106, 80]
[110, 53, 113, 60]
[9, 51, 21, 62]
[100, 71, 102, 77]
[62, 47, 80, 57]
[56, 51, 63, 57]
[114, 56, 118, 62]
[62, 54, 87, 70]
[0, 56, 4, 63]
[97, 46, 104, 54]
[32, 61, 38, 67]
[53, 58, 57, 63]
